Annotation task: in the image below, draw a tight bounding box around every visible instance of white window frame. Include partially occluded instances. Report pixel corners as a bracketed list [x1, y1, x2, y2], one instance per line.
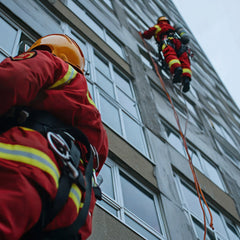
[208, 117, 238, 149]
[188, 146, 226, 191]
[97, 158, 167, 240]
[163, 120, 226, 191]
[65, 25, 150, 157]
[0, 15, 33, 58]
[174, 174, 240, 240]
[67, 0, 125, 59]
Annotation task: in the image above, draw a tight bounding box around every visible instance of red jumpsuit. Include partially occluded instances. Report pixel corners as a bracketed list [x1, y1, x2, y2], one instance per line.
[0, 50, 108, 240]
[142, 21, 192, 79]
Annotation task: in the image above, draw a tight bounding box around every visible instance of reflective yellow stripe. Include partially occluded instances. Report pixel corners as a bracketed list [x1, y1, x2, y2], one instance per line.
[19, 127, 35, 132]
[162, 43, 167, 50]
[0, 142, 60, 187]
[69, 183, 84, 213]
[87, 90, 97, 108]
[154, 25, 161, 39]
[169, 59, 181, 68]
[182, 68, 192, 76]
[48, 65, 78, 89]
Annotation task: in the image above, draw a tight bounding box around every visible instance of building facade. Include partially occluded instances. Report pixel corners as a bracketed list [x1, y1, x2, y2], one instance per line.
[0, 0, 240, 239]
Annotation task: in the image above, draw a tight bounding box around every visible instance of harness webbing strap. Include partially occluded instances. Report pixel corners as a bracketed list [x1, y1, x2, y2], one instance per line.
[13, 110, 96, 240]
[139, 32, 214, 239]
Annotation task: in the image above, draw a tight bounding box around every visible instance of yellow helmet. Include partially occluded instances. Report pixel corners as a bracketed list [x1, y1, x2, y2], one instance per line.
[28, 34, 85, 73]
[157, 16, 170, 24]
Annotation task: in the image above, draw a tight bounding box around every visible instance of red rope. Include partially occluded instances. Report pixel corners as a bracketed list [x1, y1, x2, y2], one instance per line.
[139, 32, 214, 239]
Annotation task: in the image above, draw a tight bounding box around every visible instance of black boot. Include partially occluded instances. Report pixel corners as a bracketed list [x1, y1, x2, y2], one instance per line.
[182, 77, 191, 93]
[173, 67, 182, 83]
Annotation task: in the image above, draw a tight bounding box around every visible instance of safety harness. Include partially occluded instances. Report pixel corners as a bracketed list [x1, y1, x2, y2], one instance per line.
[156, 31, 193, 66]
[0, 108, 102, 240]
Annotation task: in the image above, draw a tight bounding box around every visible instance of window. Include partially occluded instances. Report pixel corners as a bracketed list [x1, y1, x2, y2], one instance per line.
[215, 140, 240, 167]
[174, 175, 240, 240]
[176, 95, 203, 129]
[124, 6, 148, 31]
[163, 120, 225, 191]
[163, 123, 185, 157]
[188, 147, 225, 191]
[0, 16, 33, 59]
[92, 51, 149, 156]
[208, 117, 238, 149]
[98, 158, 167, 240]
[64, 26, 149, 157]
[67, 0, 125, 59]
[139, 46, 153, 69]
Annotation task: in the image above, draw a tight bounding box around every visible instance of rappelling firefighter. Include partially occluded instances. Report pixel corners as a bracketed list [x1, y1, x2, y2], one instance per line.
[0, 34, 108, 240]
[141, 16, 192, 93]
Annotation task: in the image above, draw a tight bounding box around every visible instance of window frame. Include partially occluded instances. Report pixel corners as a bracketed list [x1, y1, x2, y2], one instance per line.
[174, 174, 240, 240]
[67, 0, 125, 59]
[97, 158, 167, 240]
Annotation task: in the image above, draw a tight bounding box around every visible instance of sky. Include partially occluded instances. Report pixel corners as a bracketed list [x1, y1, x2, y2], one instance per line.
[172, 0, 240, 110]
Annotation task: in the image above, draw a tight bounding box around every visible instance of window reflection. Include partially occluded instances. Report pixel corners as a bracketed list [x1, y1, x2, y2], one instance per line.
[0, 17, 18, 55]
[120, 171, 161, 233]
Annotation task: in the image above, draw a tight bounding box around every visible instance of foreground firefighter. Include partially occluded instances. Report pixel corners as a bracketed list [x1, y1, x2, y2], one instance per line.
[0, 34, 108, 240]
[142, 16, 192, 92]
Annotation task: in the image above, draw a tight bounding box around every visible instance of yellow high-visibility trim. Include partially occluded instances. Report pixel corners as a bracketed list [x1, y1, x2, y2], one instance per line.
[0, 142, 60, 187]
[169, 59, 181, 68]
[19, 127, 35, 132]
[87, 90, 96, 108]
[69, 183, 84, 213]
[182, 68, 192, 76]
[162, 43, 167, 50]
[48, 65, 78, 89]
[154, 25, 162, 39]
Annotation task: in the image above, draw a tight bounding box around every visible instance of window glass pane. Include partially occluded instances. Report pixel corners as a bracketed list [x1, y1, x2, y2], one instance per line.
[193, 218, 216, 240]
[100, 164, 115, 199]
[221, 128, 237, 148]
[189, 148, 202, 171]
[68, 0, 85, 19]
[208, 207, 228, 239]
[86, 13, 104, 39]
[117, 89, 138, 118]
[98, 200, 118, 216]
[96, 70, 114, 98]
[125, 215, 160, 240]
[120, 172, 161, 233]
[122, 113, 146, 154]
[0, 52, 6, 62]
[181, 182, 204, 222]
[106, 32, 124, 58]
[216, 141, 240, 165]
[103, 0, 113, 8]
[226, 222, 240, 240]
[114, 70, 133, 97]
[165, 127, 185, 156]
[0, 17, 18, 54]
[203, 158, 225, 191]
[94, 53, 111, 78]
[99, 94, 122, 134]
[139, 47, 152, 68]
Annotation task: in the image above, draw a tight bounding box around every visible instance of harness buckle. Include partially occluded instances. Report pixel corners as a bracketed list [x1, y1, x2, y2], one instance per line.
[47, 131, 70, 160]
[47, 131, 80, 179]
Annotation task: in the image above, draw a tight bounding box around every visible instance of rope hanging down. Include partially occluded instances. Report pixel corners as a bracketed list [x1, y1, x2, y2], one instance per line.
[139, 32, 214, 239]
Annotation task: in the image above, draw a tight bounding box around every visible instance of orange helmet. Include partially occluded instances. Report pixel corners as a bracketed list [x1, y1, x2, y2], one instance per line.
[28, 34, 85, 73]
[157, 16, 170, 24]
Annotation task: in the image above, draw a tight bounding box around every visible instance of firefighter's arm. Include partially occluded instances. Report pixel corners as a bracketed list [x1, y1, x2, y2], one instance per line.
[0, 50, 67, 116]
[142, 26, 156, 39]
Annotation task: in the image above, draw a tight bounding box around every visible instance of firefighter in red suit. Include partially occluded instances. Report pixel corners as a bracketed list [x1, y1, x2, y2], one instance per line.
[0, 34, 108, 240]
[142, 16, 192, 92]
